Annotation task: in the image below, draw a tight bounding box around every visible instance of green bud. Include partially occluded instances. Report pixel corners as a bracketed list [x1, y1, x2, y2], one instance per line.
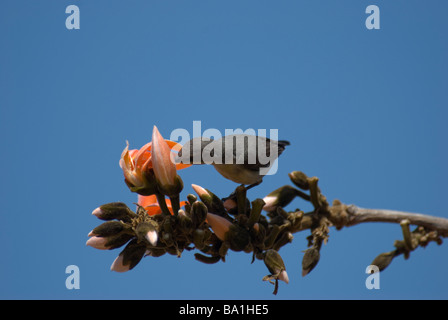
[247, 199, 265, 227]
[135, 221, 158, 245]
[208, 191, 228, 216]
[119, 239, 147, 271]
[288, 171, 310, 190]
[89, 221, 130, 238]
[263, 185, 300, 212]
[191, 201, 208, 227]
[264, 249, 285, 274]
[187, 194, 197, 205]
[92, 202, 136, 222]
[177, 212, 193, 231]
[302, 247, 320, 276]
[263, 249, 289, 286]
[193, 184, 227, 216]
[104, 233, 134, 250]
[371, 251, 397, 272]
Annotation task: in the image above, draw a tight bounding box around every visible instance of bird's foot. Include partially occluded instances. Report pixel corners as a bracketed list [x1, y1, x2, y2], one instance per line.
[245, 181, 262, 191]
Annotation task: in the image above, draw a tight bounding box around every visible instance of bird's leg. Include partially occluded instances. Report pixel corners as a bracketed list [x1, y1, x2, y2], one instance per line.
[221, 181, 260, 203]
[245, 181, 262, 191]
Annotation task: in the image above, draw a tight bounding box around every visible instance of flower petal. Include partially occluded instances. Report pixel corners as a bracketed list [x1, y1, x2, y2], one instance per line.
[152, 126, 177, 188]
[166, 140, 191, 170]
[133, 142, 152, 170]
[138, 195, 158, 208]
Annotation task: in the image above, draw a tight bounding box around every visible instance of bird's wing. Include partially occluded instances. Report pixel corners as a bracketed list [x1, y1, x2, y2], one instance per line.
[177, 137, 214, 165]
[217, 135, 290, 169]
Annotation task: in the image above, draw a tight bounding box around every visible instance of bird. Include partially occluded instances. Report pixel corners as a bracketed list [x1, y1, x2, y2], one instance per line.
[176, 134, 290, 190]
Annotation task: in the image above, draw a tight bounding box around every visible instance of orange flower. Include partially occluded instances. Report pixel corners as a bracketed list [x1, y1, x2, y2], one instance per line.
[138, 194, 187, 216]
[119, 141, 153, 192]
[119, 136, 190, 195]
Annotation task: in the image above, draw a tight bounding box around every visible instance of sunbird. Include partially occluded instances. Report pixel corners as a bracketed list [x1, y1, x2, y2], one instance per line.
[177, 134, 290, 189]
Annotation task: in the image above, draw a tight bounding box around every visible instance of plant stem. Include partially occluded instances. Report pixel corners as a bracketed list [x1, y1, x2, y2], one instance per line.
[155, 192, 171, 216]
[288, 203, 448, 237]
[169, 194, 181, 216]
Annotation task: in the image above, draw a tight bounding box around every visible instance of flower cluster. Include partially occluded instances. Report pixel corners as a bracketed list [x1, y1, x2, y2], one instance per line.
[87, 126, 318, 294]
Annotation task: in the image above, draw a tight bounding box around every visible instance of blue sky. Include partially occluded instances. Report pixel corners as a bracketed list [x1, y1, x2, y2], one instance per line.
[1, 1, 447, 299]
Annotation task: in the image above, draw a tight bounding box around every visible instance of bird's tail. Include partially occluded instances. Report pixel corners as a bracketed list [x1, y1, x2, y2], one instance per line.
[276, 140, 290, 156]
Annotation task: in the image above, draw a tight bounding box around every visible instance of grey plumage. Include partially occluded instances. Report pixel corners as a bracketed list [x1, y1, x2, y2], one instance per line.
[177, 134, 290, 186]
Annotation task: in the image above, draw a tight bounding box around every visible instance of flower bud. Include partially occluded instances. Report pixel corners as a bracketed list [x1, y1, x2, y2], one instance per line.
[248, 198, 265, 227]
[371, 250, 397, 272]
[86, 236, 110, 250]
[110, 239, 146, 272]
[92, 202, 135, 222]
[288, 171, 310, 190]
[206, 212, 232, 241]
[192, 184, 227, 216]
[88, 221, 131, 238]
[191, 184, 209, 199]
[135, 221, 158, 246]
[86, 232, 133, 250]
[191, 201, 208, 227]
[263, 185, 300, 212]
[178, 210, 193, 231]
[187, 194, 197, 205]
[302, 247, 320, 276]
[263, 249, 289, 284]
[152, 126, 183, 196]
